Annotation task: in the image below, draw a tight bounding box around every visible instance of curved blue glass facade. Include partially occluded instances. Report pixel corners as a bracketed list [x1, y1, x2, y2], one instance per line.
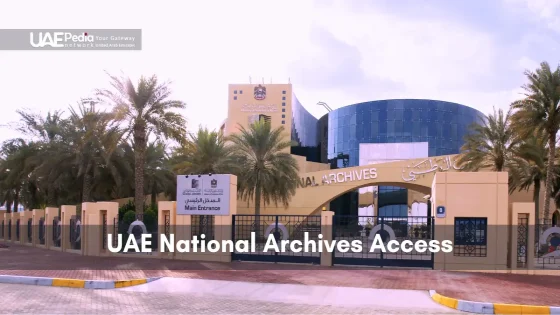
[290, 94, 320, 162]
[327, 99, 484, 166]
[325, 99, 484, 217]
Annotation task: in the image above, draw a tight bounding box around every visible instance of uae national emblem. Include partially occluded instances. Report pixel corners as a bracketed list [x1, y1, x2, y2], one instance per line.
[254, 84, 266, 100]
[211, 178, 218, 188]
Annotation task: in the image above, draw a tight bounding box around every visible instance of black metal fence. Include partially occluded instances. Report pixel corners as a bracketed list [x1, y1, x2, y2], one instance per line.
[52, 216, 61, 247]
[16, 219, 20, 241]
[27, 218, 32, 243]
[69, 215, 81, 250]
[8, 220, 11, 240]
[516, 215, 529, 268]
[102, 213, 107, 250]
[192, 215, 215, 241]
[535, 219, 560, 269]
[232, 214, 322, 264]
[38, 217, 45, 245]
[332, 215, 434, 268]
[1, 220, 3, 239]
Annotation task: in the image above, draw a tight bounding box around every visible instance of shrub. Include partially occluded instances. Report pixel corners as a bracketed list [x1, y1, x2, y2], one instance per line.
[123, 210, 137, 226]
[118, 200, 136, 221]
[143, 209, 157, 230]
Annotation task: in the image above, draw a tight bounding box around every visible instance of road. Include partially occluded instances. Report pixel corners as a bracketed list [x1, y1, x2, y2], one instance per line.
[1, 278, 460, 314]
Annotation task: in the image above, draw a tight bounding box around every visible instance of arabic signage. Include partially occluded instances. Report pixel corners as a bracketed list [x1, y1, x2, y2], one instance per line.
[176, 174, 231, 216]
[240, 104, 278, 112]
[401, 156, 463, 182]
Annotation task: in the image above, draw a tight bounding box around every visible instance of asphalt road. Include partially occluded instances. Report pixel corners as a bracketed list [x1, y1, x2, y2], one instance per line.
[1, 282, 460, 314]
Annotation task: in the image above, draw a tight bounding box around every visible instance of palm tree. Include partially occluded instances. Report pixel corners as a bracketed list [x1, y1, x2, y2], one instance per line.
[96, 73, 187, 214]
[510, 62, 560, 220]
[144, 141, 175, 208]
[171, 126, 233, 175]
[66, 99, 124, 202]
[228, 121, 299, 237]
[509, 131, 550, 227]
[456, 108, 517, 172]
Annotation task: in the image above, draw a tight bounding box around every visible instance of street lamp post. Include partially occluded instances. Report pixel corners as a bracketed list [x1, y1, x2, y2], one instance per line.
[317, 101, 332, 112]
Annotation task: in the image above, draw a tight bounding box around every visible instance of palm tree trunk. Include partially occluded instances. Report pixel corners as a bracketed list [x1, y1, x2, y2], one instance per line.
[544, 134, 556, 220]
[134, 127, 147, 215]
[47, 186, 56, 207]
[533, 179, 541, 241]
[6, 197, 12, 213]
[82, 166, 93, 202]
[13, 188, 20, 212]
[254, 184, 262, 240]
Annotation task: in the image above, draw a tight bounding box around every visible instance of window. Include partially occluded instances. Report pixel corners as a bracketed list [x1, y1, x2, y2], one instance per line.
[282, 96, 286, 100]
[454, 217, 487, 257]
[239, 90, 243, 94]
[282, 91, 286, 94]
[259, 114, 271, 124]
[282, 109, 285, 112]
[282, 120, 285, 124]
[234, 96, 237, 100]
[234, 90, 237, 94]
[282, 114, 285, 118]
[282, 102, 286, 106]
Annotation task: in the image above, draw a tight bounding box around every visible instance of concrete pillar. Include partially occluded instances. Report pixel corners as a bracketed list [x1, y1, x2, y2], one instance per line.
[61, 205, 77, 253]
[32, 209, 46, 247]
[45, 207, 61, 251]
[320, 210, 334, 266]
[20, 211, 33, 246]
[94, 202, 118, 256]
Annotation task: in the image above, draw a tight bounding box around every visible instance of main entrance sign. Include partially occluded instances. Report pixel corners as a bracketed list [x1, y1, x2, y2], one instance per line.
[176, 174, 231, 215]
[297, 168, 378, 188]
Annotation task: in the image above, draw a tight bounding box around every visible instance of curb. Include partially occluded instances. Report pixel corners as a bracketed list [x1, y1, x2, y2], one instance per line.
[429, 290, 560, 314]
[0, 275, 161, 289]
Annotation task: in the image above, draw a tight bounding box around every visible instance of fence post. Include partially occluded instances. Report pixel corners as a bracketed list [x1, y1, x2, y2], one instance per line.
[321, 211, 334, 266]
[158, 201, 176, 259]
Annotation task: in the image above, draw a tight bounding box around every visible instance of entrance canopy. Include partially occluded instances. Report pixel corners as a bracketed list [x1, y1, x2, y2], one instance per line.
[290, 154, 463, 214]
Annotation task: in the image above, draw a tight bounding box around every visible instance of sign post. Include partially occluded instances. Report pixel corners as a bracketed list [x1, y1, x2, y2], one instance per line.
[176, 174, 232, 216]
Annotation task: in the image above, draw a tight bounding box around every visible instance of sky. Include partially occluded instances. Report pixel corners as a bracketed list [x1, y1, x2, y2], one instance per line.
[0, 0, 559, 144]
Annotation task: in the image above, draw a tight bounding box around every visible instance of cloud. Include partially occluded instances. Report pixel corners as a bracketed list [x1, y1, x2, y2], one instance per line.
[503, 0, 560, 33]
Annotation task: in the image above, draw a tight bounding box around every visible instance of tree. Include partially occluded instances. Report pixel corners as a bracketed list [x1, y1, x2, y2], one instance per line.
[96, 73, 187, 214]
[509, 131, 551, 227]
[171, 126, 233, 175]
[511, 62, 560, 220]
[227, 121, 299, 237]
[66, 99, 124, 202]
[456, 107, 518, 172]
[144, 141, 175, 208]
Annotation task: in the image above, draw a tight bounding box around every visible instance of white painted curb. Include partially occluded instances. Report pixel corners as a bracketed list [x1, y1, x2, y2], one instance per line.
[0, 275, 161, 289]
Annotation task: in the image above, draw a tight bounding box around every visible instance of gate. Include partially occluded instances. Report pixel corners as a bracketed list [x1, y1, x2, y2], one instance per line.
[38, 217, 45, 245]
[332, 215, 434, 268]
[535, 219, 560, 269]
[69, 215, 81, 250]
[27, 218, 32, 243]
[231, 214, 322, 264]
[52, 216, 61, 247]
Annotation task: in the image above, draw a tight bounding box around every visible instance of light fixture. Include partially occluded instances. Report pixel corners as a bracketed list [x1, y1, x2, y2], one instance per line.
[317, 101, 332, 112]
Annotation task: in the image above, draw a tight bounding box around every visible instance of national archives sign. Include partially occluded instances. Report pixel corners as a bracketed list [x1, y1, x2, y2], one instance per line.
[296, 155, 463, 188]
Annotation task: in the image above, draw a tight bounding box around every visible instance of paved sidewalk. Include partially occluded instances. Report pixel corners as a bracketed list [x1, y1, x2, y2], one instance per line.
[121, 277, 456, 312]
[2, 242, 560, 306]
[0, 282, 457, 314]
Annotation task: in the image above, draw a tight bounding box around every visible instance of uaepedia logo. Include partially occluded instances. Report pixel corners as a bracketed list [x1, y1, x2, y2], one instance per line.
[29, 31, 94, 48]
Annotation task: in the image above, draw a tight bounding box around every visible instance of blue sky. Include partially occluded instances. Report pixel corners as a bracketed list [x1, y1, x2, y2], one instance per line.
[0, 0, 559, 143]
